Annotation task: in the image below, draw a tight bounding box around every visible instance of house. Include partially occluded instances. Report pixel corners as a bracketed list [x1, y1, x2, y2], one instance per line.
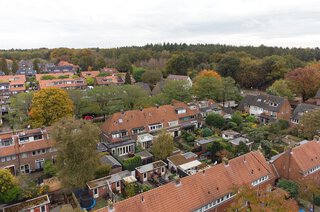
[222, 130, 241, 140]
[87, 170, 134, 199]
[100, 155, 122, 174]
[36, 72, 86, 89]
[97, 151, 276, 212]
[0, 128, 56, 175]
[272, 140, 320, 183]
[135, 160, 167, 183]
[18, 60, 33, 70]
[95, 75, 124, 86]
[100, 101, 198, 156]
[80, 71, 100, 79]
[16, 69, 37, 78]
[3, 194, 50, 212]
[167, 152, 198, 172]
[136, 133, 153, 149]
[167, 74, 193, 87]
[291, 103, 319, 124]
[238, 94, 292, 123]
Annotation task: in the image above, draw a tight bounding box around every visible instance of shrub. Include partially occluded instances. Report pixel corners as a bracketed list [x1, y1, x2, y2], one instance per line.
[227, 121, 237, 130]
[94, 165, 111, 179]
[186, 135, 195, 142]
[58, 75, 70, 79]
[205, 113, 225, 129]
[43, 160, 57, 178]
[277, 179, 299, 198]
[314, 195, 320, 206]
[202, 127, 213, 137]
[123, 156, 142, 171]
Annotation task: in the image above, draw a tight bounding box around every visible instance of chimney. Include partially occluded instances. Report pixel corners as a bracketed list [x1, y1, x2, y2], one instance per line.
[155, 104, 159, 108]
[202, 169, 206, 175]
[121, 109, 124, 114]
[243, 155, 246, 163]
[107, 200, 114, 212]
[174, 176, 181, 187]
[139, 107, 143, 111]
[313, 135, 320, 142]
[141, 195, 144, 202]
[222, 157, 229, 166]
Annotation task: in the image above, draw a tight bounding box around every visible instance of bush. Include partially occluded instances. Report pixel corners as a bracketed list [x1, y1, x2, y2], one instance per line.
[205, 113, 225, 129]
[97, 72, 111, 77]
[314, 195, 320, 206]
[202, 127, 213, 137]
[123, 156, 142, 171]
[277, 179, 299, 198]
[227, 121, 237, 130]
[186, 135, 195, 142]
[245, 115, 256, 123]
[94, 165, 111, 179]
[231, 111, 243, 125]
[41, 75, 56, 80]
[43, 160, 57, 178]
[58, 75, 69, 79]
[86, 77, 95, 86]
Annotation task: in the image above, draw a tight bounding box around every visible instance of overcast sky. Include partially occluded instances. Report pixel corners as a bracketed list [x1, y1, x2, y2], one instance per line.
[0, 0, 319, 49]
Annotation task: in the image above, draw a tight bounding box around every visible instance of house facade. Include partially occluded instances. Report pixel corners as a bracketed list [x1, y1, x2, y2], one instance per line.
[0, 128, 56, 175]
[238, 94, 292, 123]
[100, 102, 198, 156]
[272, 140, 320, 183]
[97, 151, 276, 212]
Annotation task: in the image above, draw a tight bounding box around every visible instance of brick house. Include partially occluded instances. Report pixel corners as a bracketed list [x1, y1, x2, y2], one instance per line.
[272, 140, 320, 183]
[97, 151, 276, 212]
[0, 75, 26, 112]
[36, 72, 86, 89]
[0, 128, 56, 175]
[238, 94, 292, 123]
[86, 170, 132, 199]
[290, 103, 319, 124]
[135, 160, 167, 183]
[100, 101, 198, 156]
[3, 194, 50, 212]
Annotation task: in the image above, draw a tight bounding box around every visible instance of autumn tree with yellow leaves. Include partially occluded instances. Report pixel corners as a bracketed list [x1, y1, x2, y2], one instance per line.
[29, 88, 74, 127]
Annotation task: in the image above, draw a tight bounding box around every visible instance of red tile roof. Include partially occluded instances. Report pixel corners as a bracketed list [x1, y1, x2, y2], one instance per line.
[0, 75, 26, 92]
[80, 71, 100, 78]
[97, 151, 275, 212]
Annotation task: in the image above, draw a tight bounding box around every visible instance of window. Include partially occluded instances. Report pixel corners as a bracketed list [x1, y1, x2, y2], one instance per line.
[116, 181, 120, 187]
[149, 124, 163, 131]
[40, 205, 46, 212]
[143, 173, 147, 179]
[0, 139, 13, 147]
[251, 175, 269, 186]
[1, 157, 5, 162]
[34, 134, 43, 140]
[21, 153, 28, 158]
[6, 156, 11, 161]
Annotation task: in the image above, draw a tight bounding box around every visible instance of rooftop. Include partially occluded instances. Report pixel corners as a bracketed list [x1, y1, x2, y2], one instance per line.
[178, 160, 202, 170]
[3, 195, 50, 212]
[87, 170, 131, 189]
[135, 160, 167, 173]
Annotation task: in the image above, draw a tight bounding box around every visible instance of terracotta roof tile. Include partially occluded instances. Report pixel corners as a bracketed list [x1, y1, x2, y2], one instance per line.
[97, 151, 275, 212]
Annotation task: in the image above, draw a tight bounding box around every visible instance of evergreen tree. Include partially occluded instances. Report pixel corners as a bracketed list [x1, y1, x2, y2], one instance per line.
[125, 72, 132, 84]
[12, 60, 19, 74]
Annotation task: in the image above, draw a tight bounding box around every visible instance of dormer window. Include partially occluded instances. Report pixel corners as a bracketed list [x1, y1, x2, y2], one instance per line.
[251, 175, 269, 186]
[176, 108, 186, 114]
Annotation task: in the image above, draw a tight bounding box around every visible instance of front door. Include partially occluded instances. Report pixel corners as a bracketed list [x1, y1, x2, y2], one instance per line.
[93, 188, 99, 198]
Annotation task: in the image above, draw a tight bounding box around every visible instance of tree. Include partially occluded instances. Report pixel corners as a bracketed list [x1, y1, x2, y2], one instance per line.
[299, 108, 320, 139]
[116, 54, 132, 72]
[217, 55, 240, 78]
[207, 141, 223, 163]
[0, 169, 20, 204]
[132, 66, 146, 82]
[43, 160, 57, 178]
[277, 179, 299, 198]
[165, 53, 193, 75]
[125, 72, 132, 84]
[94, 165, 111, 179]
[198, 69, 221, 80]
[29, 88, 74, 127]
[141, 69, 162, 85]
[52, 118, 100, 188]
[12, 59, 19, 73]
[260, 55, 289, 85]
[152, 130, 174, 160]
[18, 174, 48, 199]
[297, 179, 320, 209]
[235, 142, 250, 156]
[285, 67, 320, 101]
[7, 92, 34, 129]
[228, 185, 298, 212]
[86, 77, 95, 86]
[0, 58, 9, 75]
[162, 80, 192, 103]
[221, 77, 240, 105]
[267, 79, 293, 100]
[202, 127, 213, 137]
[205, 113, 225, 129]
[193, 76, 223, 101]
[33, 59, 40, 71]
[231, 111, 243, 126]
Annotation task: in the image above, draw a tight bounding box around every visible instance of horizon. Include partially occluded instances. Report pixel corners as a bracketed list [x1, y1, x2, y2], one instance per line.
[1, 0, 320, 49]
